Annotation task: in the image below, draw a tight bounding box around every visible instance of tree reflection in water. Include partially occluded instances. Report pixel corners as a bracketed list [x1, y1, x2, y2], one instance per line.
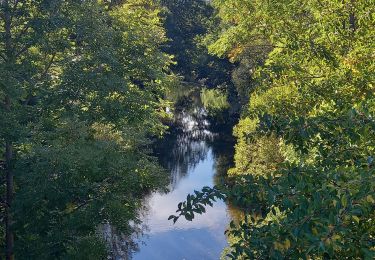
[156, 105, 216, 190]
[107, 88, 237, 260]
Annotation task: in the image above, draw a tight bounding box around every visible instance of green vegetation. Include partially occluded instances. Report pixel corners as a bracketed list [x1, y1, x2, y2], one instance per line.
[200, 88, 230, 125]
[1, 0, 172, 258]
[201, 88, 229, 114]
[1, 0, 374, 258]
[170, 0, 375, 259]
[160, 0, 233, 88]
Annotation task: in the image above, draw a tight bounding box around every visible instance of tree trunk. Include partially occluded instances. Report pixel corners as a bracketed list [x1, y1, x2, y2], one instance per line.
[3, 0, 15, 259]
[5, 136, 14, 260]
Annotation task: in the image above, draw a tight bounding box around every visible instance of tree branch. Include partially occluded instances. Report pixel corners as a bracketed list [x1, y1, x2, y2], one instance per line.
[14, 41, 33, 58]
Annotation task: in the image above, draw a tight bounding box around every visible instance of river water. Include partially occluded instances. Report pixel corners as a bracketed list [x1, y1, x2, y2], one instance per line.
[131, 91, 234, 259]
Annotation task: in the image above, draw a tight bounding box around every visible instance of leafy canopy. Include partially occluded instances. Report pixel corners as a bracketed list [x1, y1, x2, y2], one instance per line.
[171, 0, 375, 259]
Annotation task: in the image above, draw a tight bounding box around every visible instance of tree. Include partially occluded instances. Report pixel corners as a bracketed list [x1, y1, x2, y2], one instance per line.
[161, 0, 233, 88]
[171, 0, 375, 258]
[1, 0, 173, 258]
[1, 1, 68, 257]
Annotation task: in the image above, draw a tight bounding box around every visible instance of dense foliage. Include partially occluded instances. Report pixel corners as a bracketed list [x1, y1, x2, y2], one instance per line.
[1, 0, 374, 258]
[160, 0, 233, 88]
[201, 88, 229, 114]
[171, 0, 375, 258]
[1, 0, 173, 258]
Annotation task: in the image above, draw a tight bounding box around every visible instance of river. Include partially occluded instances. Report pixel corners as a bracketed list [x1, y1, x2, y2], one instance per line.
[131, 89, 235, 259]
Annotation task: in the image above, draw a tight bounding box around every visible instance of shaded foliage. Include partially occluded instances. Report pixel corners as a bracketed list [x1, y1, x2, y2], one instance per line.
[161, 0, 233, 88]
[1, 0, 172, 258]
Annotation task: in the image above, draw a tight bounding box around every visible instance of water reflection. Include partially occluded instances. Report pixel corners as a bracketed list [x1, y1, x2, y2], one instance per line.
[131, 89, 234, 260]
[157, 106, 214, 190]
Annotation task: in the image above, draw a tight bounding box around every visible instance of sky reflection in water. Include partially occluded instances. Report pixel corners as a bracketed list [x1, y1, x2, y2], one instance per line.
[133, 106, 231, 260]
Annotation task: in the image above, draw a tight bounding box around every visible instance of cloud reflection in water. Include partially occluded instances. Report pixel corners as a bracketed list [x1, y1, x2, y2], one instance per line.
[132, 99, 231, 260]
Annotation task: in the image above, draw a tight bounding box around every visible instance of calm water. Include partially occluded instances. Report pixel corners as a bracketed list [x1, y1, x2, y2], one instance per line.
[132, 94, 234, 260]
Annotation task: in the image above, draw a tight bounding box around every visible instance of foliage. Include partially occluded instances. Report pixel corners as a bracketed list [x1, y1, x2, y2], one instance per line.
[200, 88, 229, 114]
[0, 0, 172, 258]
[171, 0, 375, 259]
[169, 186, 226, 223]
[160, 0, 233, 88]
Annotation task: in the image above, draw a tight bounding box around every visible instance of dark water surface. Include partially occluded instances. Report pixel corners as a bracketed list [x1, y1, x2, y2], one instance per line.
[132, 93, 234, 260]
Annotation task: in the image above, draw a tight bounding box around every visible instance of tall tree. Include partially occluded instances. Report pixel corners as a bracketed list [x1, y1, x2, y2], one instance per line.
[1, 1, 67, 257]
[1, 0, 173, 258]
